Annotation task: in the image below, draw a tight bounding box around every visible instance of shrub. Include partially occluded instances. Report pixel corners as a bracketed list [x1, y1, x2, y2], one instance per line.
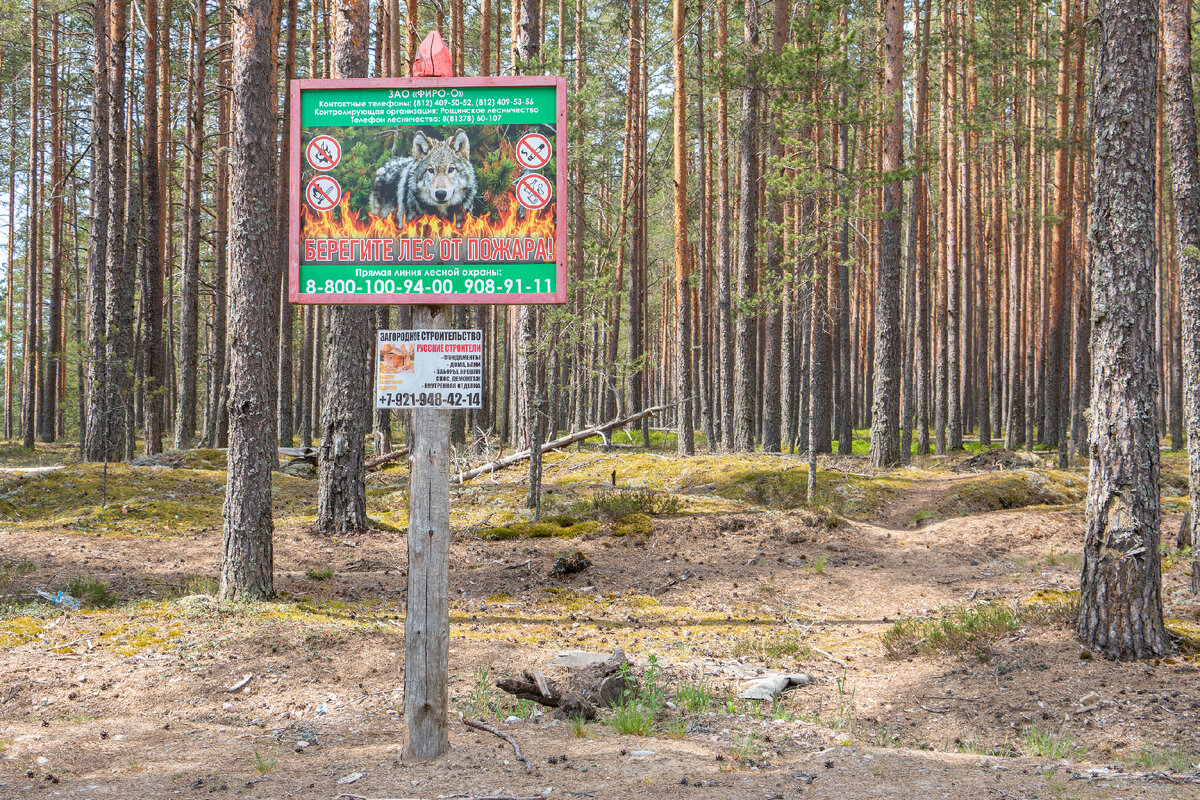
[66, 575, 117, 608]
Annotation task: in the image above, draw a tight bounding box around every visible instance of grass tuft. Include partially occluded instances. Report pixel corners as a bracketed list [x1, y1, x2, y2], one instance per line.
[66, 574, 117, 608]
[306, 568, 333, 581]
[250, 747, 278, 774]
[1127, 746, 1199, 773]
[1023, 725, 1085, 761]
[674, 679, 713, 714]
[882, 602, 1018, 658]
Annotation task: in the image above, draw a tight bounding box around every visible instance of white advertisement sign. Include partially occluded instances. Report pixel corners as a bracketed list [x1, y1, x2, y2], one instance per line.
[376, 329, 483, 410]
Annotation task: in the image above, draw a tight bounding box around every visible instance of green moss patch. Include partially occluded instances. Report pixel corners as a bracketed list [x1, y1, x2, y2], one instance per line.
[612, 513, 653, 537]
[0, 463, 314, 538]
[478, 515, 599, 541]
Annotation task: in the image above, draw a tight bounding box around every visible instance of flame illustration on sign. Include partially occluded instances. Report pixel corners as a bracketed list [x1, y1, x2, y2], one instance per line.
[302, 193, 556, 249]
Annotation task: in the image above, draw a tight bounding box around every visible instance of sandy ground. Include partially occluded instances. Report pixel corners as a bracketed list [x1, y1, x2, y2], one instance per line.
[0, 444, 1198, 800]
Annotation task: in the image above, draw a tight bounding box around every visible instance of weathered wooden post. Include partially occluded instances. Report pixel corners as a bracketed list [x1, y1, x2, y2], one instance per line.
[403, 32, 455, 761]
[404, 301, 452, 760]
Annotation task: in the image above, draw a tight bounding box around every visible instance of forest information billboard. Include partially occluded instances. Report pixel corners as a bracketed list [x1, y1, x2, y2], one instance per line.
[288, 77, 567, 305]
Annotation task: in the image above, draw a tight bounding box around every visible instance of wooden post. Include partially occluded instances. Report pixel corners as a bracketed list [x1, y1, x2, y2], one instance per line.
[404, 305, 451, 760]
[403, 30, 454, 762]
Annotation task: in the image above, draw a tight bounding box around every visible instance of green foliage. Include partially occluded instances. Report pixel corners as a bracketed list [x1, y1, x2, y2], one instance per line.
[605, 655, 666, 737]
[250, 747, 278, 774]
[730, 732, 760, 767]
[1023, 725, 1085, 761]
[306, 568, 333, 581]
[729, 632, 812, 666]
[66, 575, 117, 609]
[831, 672, 856, 732]
[674, 679, 713, 714]
[169, 574, 217, 597]
[882, 602, 1019, 658]
[568, 715, 590, 738]
[0, 558, 36, 589]
[1127, 746, 1198, 773]
[585, 488, 684, 520]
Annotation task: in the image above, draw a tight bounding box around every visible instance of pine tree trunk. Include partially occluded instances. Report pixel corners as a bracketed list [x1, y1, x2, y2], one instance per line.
[141, 0, 164, 455]
[102, 0, 132, 460]
[1078, 0, 1169, 658]
[22, 0, 39, 450]
[5, 88, 16, 441]
[715, 0, 733, 450]
[277, 0, 298, 447]
[221, 0, 280, 600]
[38, 14, 61, 444]
[1163, 0, 1200, 576]
[175, 0, 206, 449]
[83, 0, 110, 461]
[317, 0, 372, 534]
[869, 0, 903, 466]
[1046, 0, 1075, 464]
[732, 0, 758, 452]
[673, 0, 693, 455]
[206, 0, 232, 448]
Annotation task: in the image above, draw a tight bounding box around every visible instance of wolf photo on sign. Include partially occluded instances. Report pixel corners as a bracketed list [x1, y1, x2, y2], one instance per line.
[288, 76, 568, 306]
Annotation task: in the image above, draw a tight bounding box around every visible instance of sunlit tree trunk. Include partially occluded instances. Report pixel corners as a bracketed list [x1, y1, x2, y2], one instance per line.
[1078, 0, 1169, 657]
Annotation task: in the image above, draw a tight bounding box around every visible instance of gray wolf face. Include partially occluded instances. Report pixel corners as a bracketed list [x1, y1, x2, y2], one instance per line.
[369, 128, 478, 225]
[410, 130, 472, 208]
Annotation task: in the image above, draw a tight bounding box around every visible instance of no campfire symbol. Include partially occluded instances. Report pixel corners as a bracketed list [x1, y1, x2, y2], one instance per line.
[306, 135, 342, 171]
[515, 173, 553, 211]
[305, 175, 342, 213]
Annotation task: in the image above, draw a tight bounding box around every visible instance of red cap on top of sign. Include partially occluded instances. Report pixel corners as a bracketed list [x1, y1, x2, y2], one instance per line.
[413, 30, 454, 77]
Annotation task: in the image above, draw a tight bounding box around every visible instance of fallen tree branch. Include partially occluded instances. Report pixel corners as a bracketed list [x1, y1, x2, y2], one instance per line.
[462, 716, 533, 773]
[365, 448, 410, 471]
[812, 646, 848, 669]
[456, 403, 678, 484]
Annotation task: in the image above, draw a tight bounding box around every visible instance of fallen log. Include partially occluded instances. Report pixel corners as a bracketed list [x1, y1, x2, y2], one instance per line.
[456, 403, 677, 484]
[496, 669, 561, 707]
[494, 649, 632, 720]
[365, 448, 409, 471]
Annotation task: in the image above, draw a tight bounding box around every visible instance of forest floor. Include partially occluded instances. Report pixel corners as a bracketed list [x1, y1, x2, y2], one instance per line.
[0, 437, 1199, 799]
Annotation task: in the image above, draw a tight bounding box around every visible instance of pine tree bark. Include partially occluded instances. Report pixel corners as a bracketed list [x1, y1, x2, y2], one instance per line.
[732, 0, 758, 452]
[142, 0, 165, 455]
[206, 0, 232, 448]
[715, 0, 732, 450]
[277, 0, 298, 447]
[1079, 0, 1169, 658]
[103, 0, 132, 460]
[4, 88, 16, 441]
[1162, 0, 1200, 573]
[869, 0, 904, 467]
[221, 0, 279, 600]
[38, 13, 61, 444]
[83, 0, 111, 461]
[175, 0, 206, 449]
[317, 0, 373, 534]
[22, 0, 39, 450]
[1046, 0, 1075, 463]
[672, 0, 693, 455]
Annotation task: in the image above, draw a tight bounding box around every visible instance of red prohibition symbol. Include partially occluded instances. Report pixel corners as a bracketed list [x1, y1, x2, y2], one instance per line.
[515, 132, 552, 170]
[515, 173, 553, 211]
[306, 135, 342, 170]
[306, 175, 342, 212]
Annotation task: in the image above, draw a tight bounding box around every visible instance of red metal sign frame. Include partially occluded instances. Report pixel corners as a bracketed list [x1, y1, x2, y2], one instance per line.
[288, 76, 568, 306]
